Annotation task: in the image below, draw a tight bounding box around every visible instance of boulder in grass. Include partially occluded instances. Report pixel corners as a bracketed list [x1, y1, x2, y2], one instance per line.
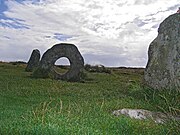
[144, 13, 180, 90]
[25, 49, 40, 72]
[113, 108, 180, 124]
[33, 43, 84, 82]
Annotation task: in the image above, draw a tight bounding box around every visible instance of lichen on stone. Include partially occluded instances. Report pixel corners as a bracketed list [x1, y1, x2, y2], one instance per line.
[144, 13, 180, 90]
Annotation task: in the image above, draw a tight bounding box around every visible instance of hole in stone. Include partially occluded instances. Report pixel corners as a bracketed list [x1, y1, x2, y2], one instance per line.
[54, 57, 70, 75]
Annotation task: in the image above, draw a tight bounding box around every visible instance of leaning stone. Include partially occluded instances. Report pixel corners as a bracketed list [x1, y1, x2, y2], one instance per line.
[33, 43, 84, 82]
[144, 13, 180, 90]
[25, 49, 40, 72]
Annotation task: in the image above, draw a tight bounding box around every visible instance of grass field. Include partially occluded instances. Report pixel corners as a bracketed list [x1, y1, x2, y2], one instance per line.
[0, 62, 179, 135]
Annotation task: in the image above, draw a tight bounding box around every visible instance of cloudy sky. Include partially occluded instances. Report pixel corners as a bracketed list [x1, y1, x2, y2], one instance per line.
[0, 0, 179, 67]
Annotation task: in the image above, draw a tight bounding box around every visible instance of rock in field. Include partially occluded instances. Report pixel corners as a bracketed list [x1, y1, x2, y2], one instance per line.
[144, 13, 180, 90]
[113, 108, 180, 124]
[33, 43, 84, 82]
[25, 49, 40, 72]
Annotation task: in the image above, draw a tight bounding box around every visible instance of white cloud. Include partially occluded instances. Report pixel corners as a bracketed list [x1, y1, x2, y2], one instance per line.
[0, 0, 179, 66]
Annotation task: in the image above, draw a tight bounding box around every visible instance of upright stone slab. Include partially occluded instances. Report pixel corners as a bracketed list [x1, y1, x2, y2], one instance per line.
[33, 43, 84, 82]
[25, 49, 40, 72]
[144, 13, 180, 90]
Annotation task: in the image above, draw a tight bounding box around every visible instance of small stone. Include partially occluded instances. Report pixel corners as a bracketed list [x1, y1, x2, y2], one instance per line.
[25, 49, 40, 72]
[113, 108, 167, 124]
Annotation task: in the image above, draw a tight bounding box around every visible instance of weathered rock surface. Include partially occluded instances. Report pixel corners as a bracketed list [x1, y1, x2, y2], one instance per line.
[33, 43, 84, 82]
[144, 13, 180, 90]
[84, 64, 111, 74]
[113, 108, 180, 124]
[25, 49, 40, 72]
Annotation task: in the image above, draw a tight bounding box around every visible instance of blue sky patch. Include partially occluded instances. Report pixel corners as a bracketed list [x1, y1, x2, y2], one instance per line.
[0, 1, 29, 29]
[15, 0, 44, 5]
[53, 33, 73, 41]
[0, 0, 8, 14]
[0, 18, 29, 29]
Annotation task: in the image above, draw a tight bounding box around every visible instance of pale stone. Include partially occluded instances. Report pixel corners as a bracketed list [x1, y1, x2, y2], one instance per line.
[113, 108, 175, 124]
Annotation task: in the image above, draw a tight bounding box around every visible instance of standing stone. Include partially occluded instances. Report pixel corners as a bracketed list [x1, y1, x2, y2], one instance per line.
[33, 43, 84, 82]
[144, 13, 180, 90]
[25, 49, 40, 72]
